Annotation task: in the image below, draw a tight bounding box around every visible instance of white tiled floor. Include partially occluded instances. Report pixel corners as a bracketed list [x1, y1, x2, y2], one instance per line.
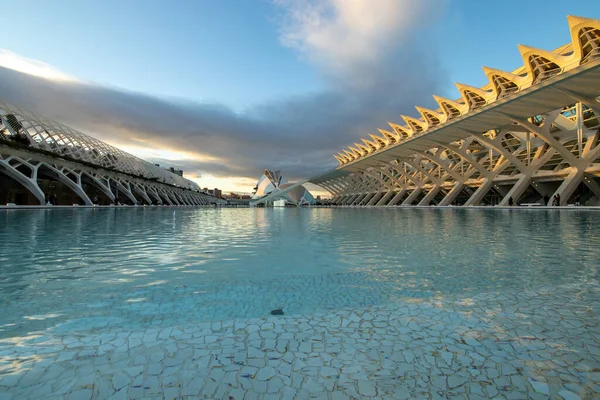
[1, 280, 598, 399]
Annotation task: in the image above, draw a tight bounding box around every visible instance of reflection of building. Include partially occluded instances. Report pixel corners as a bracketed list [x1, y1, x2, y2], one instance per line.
[0, 100, 226, 206]
[311, 16, 600, 207]
[252, 169, 315, 206]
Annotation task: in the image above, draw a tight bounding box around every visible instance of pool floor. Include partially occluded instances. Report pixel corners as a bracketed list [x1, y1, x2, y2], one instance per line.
[1, 277, 599, 399]
[0, 208, 599, 399]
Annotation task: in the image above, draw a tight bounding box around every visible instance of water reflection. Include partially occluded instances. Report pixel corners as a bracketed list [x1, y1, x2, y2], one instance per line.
[0, 208, 599, 336]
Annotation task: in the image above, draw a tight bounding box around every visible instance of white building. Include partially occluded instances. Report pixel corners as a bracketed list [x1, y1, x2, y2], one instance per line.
[252, 169, 315, 206]
[0, 100, 226, 206]
[311, 16, 600, 207]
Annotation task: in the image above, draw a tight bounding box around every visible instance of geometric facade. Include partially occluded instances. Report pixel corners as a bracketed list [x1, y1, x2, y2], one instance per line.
[311, 16, 600, 207]
[0, 99, 226, 206]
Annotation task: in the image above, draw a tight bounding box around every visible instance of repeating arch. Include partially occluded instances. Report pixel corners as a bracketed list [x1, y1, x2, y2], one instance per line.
[482, 67, 525, 99]
[378, 129, 400, 143]
[37, 163, 92, 205]
[518, 45, 569, 84]
[331, 15, 600, 166]
[568, 15, 600, 64]
[388, 122, 411, 138]
[402, 116, 426, 134]
[416, 106, 445, 127]
[0, 156, 45, 204]
[369, 134, 388, 148]
[456, 83, 494, 111]
[433, 96, 467, 121]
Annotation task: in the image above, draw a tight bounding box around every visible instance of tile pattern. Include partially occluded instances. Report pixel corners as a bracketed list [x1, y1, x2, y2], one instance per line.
[1, 279, 598, 399]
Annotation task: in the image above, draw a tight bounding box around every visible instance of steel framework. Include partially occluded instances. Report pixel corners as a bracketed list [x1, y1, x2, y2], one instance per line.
[0, 101, 225, 206]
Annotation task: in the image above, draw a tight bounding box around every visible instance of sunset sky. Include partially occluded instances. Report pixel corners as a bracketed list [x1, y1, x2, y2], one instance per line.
[1, 0, 599, 195]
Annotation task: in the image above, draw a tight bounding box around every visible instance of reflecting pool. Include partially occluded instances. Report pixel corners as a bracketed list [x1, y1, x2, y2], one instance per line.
[0, 208, 598, 399]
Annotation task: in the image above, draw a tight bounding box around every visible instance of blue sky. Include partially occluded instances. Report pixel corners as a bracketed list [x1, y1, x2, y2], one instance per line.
[4, 0, 324, 110]
[2, 0, 600, 193]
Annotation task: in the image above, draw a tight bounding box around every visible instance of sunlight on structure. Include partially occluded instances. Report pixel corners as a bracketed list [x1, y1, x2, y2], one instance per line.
[333, 16, 600, 166]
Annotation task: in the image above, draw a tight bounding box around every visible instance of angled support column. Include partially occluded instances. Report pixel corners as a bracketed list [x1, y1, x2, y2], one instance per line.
[348, 173, 376, 205]
[386, 161, 425, 206]
[132, 184, 153, 205]
[419, 186, 441, 206]
[167, 191, 180, 205]
[402, 187, 423, 205]
[498, 144, 556, 205]
[418, 148, 468, 206]
[387, 188, 408, 206]
[506, 111, 600, 205]
[159, 189, 174, 205]
[438, 183, 464, 206]
[403, 158, 442, 206]
[113, 179, 139, 204]
[47, 165, 93, 205]
[0, 157, 46, 204]
[352, 176, 381, 205]
[551, 133, 600, 205]
[459, 130, 527, 206]
[339, 175, 362, 204]
[417, 160, 455, 205]
[147, 188, 163, 204]
[362, 169, 392, 205]
[84, 172, 116, 202]
[376, 166, 406, 206]
[375, 190, 396, 207]
[320, 182, 340, 198]
[367, 192, 385, 206]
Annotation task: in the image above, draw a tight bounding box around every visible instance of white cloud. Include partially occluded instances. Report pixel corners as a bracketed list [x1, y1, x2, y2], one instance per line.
[0, 49, 77, 82]
[275, 0, 433, 88]
[0, 1, 446, 194]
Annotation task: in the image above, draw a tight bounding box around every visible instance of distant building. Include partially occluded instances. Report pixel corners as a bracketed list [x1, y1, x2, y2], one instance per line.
[213, 188, 222, 198]
[222, 192, 252, 200]
[252, 169, 315, 206]
[0, 100, 226, 206]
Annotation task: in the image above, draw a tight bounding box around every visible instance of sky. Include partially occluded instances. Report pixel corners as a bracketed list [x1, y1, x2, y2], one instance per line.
[1, 0, 600, 195]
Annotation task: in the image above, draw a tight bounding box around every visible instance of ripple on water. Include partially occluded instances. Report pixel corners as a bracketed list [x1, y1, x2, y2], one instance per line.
[0, 207, 598, 336]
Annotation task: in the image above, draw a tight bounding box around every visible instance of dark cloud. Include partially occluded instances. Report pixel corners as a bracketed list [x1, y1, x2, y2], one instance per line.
[0, 6, 447, 187]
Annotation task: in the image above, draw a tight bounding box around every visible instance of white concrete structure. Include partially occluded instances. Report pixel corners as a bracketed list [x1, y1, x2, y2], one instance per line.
[252, 169, 315, 206]
[312, 16, 600, 207]
[0, 100, 226, 206]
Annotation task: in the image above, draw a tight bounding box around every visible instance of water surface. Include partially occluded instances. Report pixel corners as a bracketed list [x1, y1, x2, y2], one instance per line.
[1, 208, 598, 336]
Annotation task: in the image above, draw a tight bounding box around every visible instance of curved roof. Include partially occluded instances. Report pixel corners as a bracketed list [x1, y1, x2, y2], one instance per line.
[334, 15, 600, 166]
[252, 169, 315, 205]
[0, 99, 200, 191]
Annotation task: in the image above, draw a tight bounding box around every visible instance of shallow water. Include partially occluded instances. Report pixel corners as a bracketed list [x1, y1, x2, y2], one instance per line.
[1, 207, 600, 399]
[0, 207, 598, 336]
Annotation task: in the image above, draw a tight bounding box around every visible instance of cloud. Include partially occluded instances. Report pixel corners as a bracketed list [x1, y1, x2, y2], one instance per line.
[0, 1, 446, 192]
[276, 0, 433, 88]
[0, 49, 77, 82]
